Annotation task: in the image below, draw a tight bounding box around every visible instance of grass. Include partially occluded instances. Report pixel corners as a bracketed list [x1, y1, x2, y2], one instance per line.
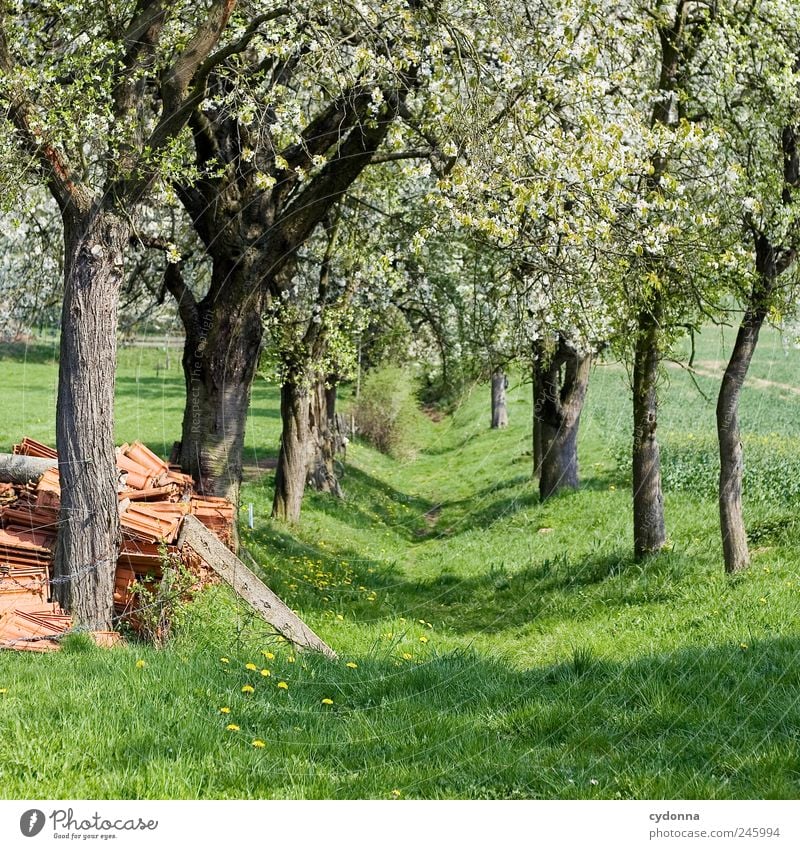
[0, 327, 799, 798]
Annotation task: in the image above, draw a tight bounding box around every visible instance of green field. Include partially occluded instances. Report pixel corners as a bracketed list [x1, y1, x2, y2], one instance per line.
[1, 328, 799, 799]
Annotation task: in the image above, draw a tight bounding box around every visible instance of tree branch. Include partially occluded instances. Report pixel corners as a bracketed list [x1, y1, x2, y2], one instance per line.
[112, 0, 167, 120]
[162, 261, 201, 340]
[195, 7, 290, 81]
[369, 148, 431, 164]
[121, 0, 238, 203]
[0, 10, 90, 214]
[280, 89, 372, 174]
[280, 101, 402, 251]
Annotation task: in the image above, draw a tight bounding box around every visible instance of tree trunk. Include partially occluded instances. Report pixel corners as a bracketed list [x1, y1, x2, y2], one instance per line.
[272, 380, 311, 523]
[53, 208, 128, 630]
[491, 369, 509, 428]
[717, 314, 762, 573]
[176, 259, 264, 523]
[306, 375, 344, 498]
[632, 305, 666, 558]
[718, 248, 777, 572]
[532, 360, 543, 478]
[536, 341, 592, 500]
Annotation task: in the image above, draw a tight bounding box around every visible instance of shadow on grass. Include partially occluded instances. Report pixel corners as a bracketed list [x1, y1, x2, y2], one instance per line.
[418, 428, 485, 457]
[297, 465, 438, 540]
[22, 621, 799, 798]
[115, 376, 185, 405]
[368, 549, 683, 634]
[244, 513, 685, 637]
[0, 341, 59, 364]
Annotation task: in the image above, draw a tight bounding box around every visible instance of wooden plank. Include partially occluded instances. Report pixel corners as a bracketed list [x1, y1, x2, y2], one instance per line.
[0, 454, 57, 484]
[177, 515, 336, 660]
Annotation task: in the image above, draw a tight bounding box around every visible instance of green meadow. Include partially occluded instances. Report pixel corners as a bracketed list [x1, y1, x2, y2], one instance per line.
[0, 327, 799, 799]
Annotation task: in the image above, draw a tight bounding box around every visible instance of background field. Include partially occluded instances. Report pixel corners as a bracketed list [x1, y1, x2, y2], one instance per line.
[0, 327, 799, 799]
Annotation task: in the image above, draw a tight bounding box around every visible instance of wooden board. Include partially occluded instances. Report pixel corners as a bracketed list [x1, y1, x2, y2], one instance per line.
[177, 515, 336, 659]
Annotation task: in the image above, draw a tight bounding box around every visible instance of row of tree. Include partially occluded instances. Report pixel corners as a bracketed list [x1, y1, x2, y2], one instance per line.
[0, 0, 799, 630]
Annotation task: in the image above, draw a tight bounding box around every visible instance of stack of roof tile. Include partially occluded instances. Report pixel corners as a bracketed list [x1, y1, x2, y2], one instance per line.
[13, 437, 58, 459]
[0, 437, 235, 651]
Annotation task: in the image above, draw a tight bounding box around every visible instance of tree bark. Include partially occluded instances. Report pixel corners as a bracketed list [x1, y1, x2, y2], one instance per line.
[490, 369, 509, 428]
[632, 304, 666, 558]
[53, 208, 128, 630]
[717, 312, 763, 573]
[717, 239, 779, 573]
[535, 340, 592, 500]
[175, 258, 264, 524]
[532, 360, 543, 478]
[306, 375, 344, 498]
[272, 380, 311, 523]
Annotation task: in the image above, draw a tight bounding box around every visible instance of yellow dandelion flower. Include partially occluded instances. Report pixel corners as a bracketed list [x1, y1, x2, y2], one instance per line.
[277, 681, 289, 690]
[241, 684, 255, 694]
[220, 657, 230, 664]
[321, 698, 334, 705]
[391, 789, 401, 798]
[135, 659, 146, 669]
[346, 662, 358, 669]
[419, 636, 429, 644]
[226, 724, 240, 731]
[219, 707, 231, 714]
[252, 739, 266, 748]
[260, 669, 271, 677]
[759, 597, 767, 604]
[245, 662, 258, 671]
[740, 643, 748, 650]
[261, 651, 275, 660]
[287, 655, 295, 663]
[0, 688, 7, 695]
[402, 653, 413, 660]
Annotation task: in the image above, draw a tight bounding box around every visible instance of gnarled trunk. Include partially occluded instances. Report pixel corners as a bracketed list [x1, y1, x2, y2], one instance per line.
[534, 340, 592, 500]
[176, 259, 264, 527]
[718, 241, 778, 573]
[53, 208, 128, 630]
[491, 369, 509, 428]
[272, 380, 311, 522]
[632, 304, 666, 558]
[717, 315, 762, 573]
[306, 376, 344, 498]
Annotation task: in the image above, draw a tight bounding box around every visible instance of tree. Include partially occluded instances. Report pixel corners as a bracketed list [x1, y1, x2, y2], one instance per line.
[167, 0, 524, 522]
[167, 2, 425, 521]
[262, 208, 361, 520]
[695, 5, 800, 571]
[0, 0, 238, 628]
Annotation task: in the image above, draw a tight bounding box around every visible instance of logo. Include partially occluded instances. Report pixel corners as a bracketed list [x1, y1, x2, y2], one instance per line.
[19, 810, 45, 838]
